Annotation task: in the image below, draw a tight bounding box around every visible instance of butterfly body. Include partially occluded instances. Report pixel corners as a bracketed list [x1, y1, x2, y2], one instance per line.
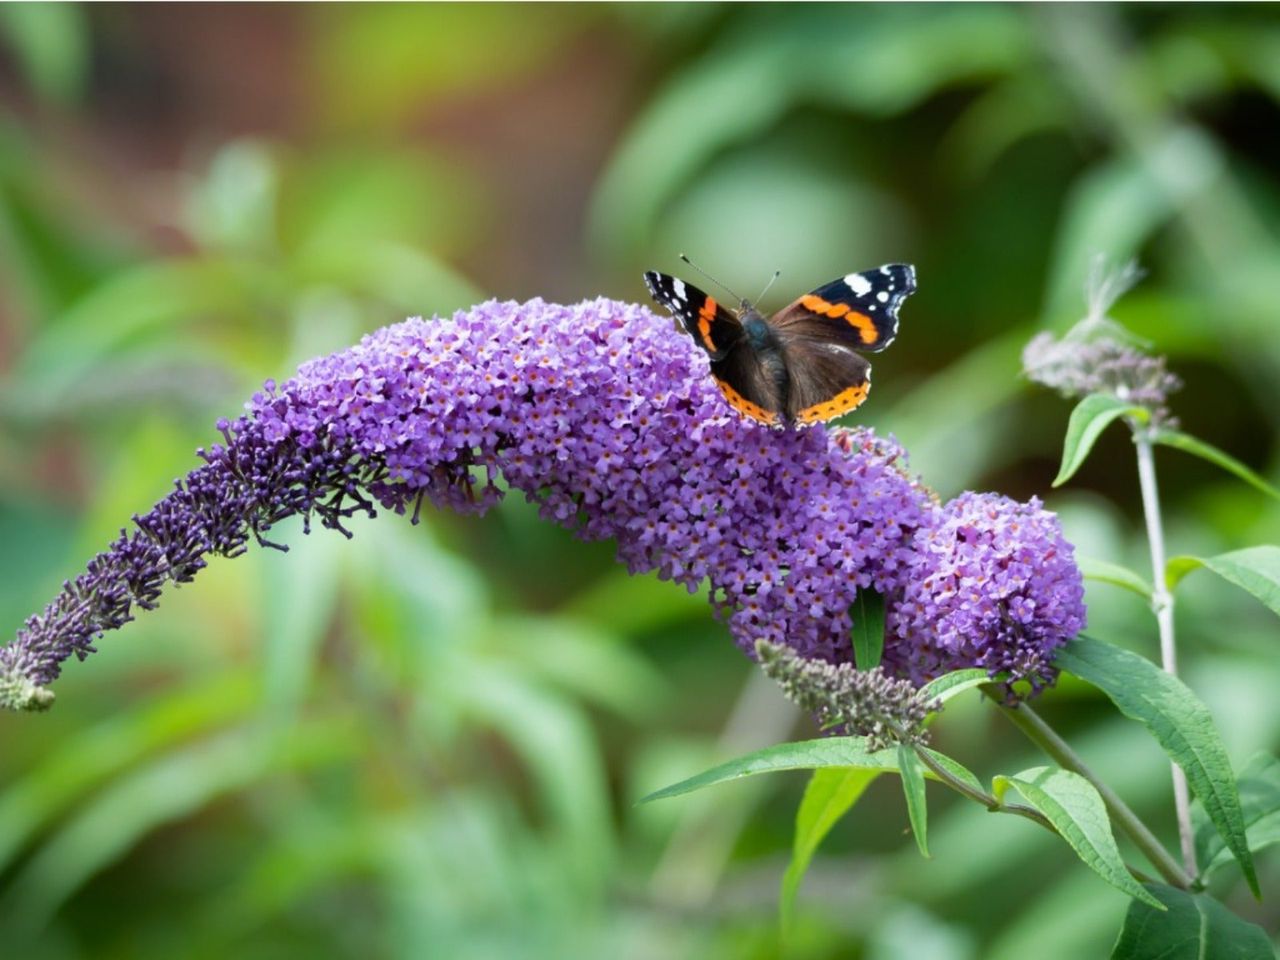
[644, 264, 916, 427]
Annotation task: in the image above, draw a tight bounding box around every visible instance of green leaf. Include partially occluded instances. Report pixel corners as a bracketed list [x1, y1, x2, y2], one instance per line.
[1111, 884, 1274, 960]
[1053, 394, 1148, 488]
[1195, 547, 1280, 620]
[898, 745, 930, 858]
[851, 587, 886, 670]
[780, 768, 881, 931]
[639, 738, 898, 804]
[993, 766, 1162, 909]
[1195, 752, 1280, 878]
[1153, 428, 1280, 502]
[1079, 555, 1153, 600]
[1055, 636, 1259, 898]
[639, 739, 982, 816]
[920, 747, 984, 795]
[920, 668, 990, 706]
[1165, 555, 1205, 591]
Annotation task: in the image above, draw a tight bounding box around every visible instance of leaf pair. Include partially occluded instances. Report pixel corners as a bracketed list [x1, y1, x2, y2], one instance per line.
[1054, 392, 1280, 500]
[641, 667, 1165, 922]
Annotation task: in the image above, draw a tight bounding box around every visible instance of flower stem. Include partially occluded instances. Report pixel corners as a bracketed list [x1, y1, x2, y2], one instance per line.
[906, 739, 1054, 833]
[986, 684, 1194, 890]
[1134, 430, 1199, 876]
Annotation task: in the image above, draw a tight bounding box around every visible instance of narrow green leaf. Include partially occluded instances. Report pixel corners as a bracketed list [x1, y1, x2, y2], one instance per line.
[1111, 884, 1274, 960]
[1195, 752, 1280, 878]
[1153, 428, 1280, 502]
[1165, 555, 1204, 591]
[1079, 555, 1153, 600]
[780, 768, 881, 931]
[1055, 636, 1258, 898]
[994, 766, 1162, 909]
[1054, 394, 1147, 487]
[639, 738, 985, 812]
[851, 587, 886, 670]
[898, 745, 930, 857]
[920, 668, 989, 706]
[1198, 547, 1280, 620]
[921, 747, 984, 795]
[639, 738, 898, 804]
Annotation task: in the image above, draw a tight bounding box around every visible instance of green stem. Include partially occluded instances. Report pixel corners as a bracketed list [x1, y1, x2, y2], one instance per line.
[986, 685, 1194, 890]
[1134, 431, 1199, 876]
[907, 739, 1055, 833]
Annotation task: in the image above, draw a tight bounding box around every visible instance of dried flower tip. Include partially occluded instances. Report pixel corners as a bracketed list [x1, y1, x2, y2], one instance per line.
[1083, 255, 1146, 333]
[1023, 257, 1180, 425]
[0, 669, 54, 712]
[756, 640, 936, 750]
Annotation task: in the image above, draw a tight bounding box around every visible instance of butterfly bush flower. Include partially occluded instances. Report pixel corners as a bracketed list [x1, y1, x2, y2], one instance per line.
[0, 297, 1085, 712]
[884, 493, 1086, 692]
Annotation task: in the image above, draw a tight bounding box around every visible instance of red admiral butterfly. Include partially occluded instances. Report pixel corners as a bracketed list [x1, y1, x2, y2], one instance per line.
[644, 260, 915, 426]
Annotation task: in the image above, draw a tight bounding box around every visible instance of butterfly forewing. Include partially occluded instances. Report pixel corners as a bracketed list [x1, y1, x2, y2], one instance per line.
[709, 342, 786, 426]
[643, 271, 743, 360]
[770, 263, 915, 354]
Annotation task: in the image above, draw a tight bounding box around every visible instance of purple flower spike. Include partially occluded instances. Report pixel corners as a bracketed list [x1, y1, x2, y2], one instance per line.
[885, 492, 1087, 692]
[2, 298, 940, 710]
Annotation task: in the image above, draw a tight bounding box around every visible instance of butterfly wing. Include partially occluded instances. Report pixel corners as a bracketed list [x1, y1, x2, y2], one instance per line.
[709, 342, 786, 426]
[771, 263, 916, 354]
[769, 263, 915, 424]
[644, 271, 743, 360]
[781, 342, 872, 424]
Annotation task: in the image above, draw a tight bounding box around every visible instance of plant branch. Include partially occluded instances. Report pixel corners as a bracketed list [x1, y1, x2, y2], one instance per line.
[1134, 430, 1198, 876]
[985, 684, 1195, 890]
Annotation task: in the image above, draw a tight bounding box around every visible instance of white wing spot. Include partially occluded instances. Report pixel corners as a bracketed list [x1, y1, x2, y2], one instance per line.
[880, 266, 891, 275]
[672, 278, 687, 301]
[843, 273, 872, 296]
[876, 291, 889, 303]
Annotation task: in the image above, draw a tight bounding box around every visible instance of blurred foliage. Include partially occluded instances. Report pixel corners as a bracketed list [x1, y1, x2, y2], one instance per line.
[0, 4, 1278, 958]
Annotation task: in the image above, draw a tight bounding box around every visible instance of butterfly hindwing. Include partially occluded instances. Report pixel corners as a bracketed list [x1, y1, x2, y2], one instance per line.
[771, 263, 915, 354]
[709, 342, 786, 426]
[780, 341, 871, 424]
[643, 271, 742, 360]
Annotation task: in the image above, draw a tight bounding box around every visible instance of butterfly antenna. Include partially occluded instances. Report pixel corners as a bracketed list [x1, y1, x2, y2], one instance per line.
[755, 269, 781, 304]
[679, 253, 745, 303]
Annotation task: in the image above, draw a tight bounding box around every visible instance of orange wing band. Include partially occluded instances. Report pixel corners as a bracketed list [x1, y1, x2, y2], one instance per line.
[713, 376, 779, 426]
[697, 297, 719, 352]
[794, 382, 870, 425]
[799, 295, 877, 345]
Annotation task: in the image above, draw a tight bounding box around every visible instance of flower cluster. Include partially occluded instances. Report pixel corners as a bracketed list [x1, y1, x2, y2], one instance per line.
[885, 492, 1086, 692]
[756, 641, 936, 750]
[1022, 258, 1180, 425]
[1, 296, 1086, 711]
[1023, 333, 1181, 421]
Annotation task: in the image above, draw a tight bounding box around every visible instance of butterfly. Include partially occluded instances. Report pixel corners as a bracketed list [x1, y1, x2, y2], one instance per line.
[644, 262, 916, 426]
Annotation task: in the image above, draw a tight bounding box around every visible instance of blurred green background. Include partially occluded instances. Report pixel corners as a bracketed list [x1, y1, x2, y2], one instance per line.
[1, 4, 1278, 957]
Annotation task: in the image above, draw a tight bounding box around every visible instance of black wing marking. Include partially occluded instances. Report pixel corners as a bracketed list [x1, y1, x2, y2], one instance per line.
[644, 271, 743, 360]
[770, 263, 915, 354]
